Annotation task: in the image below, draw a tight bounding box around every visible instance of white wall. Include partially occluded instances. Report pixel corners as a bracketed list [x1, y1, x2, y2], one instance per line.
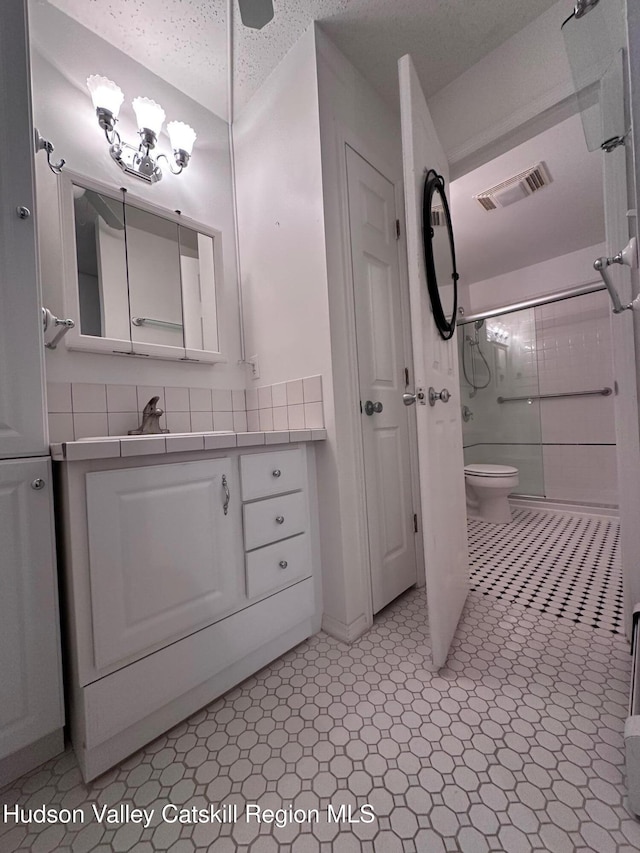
[234, 25, 409, 641]
[30, 2, 244, 391]
[429, 0, 577, 173]
[233, 27, 330, 389]
[315, 27, 411, 640]
[462, 243, 606, 314]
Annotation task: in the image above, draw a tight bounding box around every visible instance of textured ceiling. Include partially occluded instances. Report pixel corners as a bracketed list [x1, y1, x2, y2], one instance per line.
[451, 112, 604, 286]
[233, 0, 562, 113]
[44, 0, 229, 118]
[43, 0, 563, 121]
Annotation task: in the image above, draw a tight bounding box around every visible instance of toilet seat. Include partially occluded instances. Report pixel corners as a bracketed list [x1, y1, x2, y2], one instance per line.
[464, 464, 518, 478]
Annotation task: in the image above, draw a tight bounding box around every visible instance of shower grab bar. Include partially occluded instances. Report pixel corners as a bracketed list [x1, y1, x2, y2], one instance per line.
[497, 387, 612, 404]
[132, 317, 183, 330]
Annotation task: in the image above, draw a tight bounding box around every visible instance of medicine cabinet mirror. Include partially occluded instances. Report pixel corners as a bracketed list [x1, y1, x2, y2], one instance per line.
[60, 173, 222, 362]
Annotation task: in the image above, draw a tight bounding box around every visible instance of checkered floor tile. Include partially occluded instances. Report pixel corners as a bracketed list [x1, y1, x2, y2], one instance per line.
[468, 507, 623, 634]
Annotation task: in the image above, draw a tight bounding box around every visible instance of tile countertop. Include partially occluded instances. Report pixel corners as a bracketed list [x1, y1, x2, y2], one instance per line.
[51, 429, 328, 462]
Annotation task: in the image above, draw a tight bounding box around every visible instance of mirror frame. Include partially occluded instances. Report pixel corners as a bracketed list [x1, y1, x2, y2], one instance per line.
[58, 170, 225, 363]
[422, 169, 459, 341]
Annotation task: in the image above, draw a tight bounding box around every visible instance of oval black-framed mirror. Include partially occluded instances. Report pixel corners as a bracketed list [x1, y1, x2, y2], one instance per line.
[422, 169, 459, 340]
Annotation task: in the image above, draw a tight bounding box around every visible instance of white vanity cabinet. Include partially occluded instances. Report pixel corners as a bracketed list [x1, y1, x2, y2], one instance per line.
[55, 441, 321, 781]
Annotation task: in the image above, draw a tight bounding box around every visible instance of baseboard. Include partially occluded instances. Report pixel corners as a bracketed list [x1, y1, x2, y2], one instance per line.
[509, 495, 619, 519]
[0, 729, 64, 789]
[321, 611, 371, 644]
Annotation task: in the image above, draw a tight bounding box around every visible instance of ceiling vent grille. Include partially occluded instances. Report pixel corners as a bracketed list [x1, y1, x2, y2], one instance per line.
[474, 162, 553, 211]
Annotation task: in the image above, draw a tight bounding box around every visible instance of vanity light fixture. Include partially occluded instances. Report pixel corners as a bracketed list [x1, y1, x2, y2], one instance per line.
[86, 75, 196, 184]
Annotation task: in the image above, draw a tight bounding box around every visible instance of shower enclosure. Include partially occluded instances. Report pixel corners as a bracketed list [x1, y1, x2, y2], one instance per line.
[458, 288, 617, 505]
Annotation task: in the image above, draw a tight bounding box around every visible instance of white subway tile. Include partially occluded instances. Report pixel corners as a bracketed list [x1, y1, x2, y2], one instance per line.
[304, 402, 324, 429]
[190, 411, 213, 431]
[214, 412, 234, 431]
[258, 386, 273, 409]
[166, 412, 192, 433]
[165, 386, 190, 412]
[271, 382, 287, 408]
[233, 411, 248, 432]
[73, 412, 108, 439]
[189, 387, 212, 412]
[72, 383, 106, 413]
[166, 434, 204, 453]
[245, 388, 258, 411]
[259, 408, 274, 431]
[273, 406, 289, 430]
[48, 413, 74, 443]
[286, 379, 304, 406]
[303, 375, 323, 403]
[247, 410, 260, 432]
[232, 390, 246, 412]
[107, 412, 139, 437]
[213, 389, 233, 412]
[47, 381, 72, 413]
[288, 404, 305, 430]
[106, 384, 138, 413]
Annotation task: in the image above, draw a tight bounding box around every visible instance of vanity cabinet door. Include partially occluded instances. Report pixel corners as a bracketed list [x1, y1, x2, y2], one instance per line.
[0, 459, 64, 762]
[85, 459, 243, 672]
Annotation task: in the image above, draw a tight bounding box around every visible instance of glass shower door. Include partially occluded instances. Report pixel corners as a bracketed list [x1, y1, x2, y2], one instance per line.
[458, 307, 545, 496]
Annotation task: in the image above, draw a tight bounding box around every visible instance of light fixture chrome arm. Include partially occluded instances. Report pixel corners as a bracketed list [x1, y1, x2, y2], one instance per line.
[593, 238, 639, 314]
[156, 152, 185, 176]
[34, 129, 65, 175]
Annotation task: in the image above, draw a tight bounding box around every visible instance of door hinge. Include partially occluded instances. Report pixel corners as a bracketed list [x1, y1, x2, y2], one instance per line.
[413, 513, 419, 533]
[396, 219, 401, 240]
[404, 367, 410, 388]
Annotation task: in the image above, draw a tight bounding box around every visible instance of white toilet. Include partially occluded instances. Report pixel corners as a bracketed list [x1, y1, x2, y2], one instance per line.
[464, 464, 519, 524]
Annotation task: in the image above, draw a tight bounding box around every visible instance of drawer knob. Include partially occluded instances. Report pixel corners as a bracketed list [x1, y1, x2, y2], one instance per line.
[31, 478, 46, 490]
[279, 560, 288, 569]
[272, 469, 282, 478]
[275, 515, 285, 524]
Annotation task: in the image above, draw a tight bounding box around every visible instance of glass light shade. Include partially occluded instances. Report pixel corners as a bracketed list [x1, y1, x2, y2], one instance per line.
[86, 75, 124, 117]
[132, 97, 166, 136]
[167, 121, 197, 155]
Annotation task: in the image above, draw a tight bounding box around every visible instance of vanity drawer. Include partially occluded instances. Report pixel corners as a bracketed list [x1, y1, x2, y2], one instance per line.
[243, 492, 307, 551]
[246, 534, 311, 598]
[240, 449, 305, 500]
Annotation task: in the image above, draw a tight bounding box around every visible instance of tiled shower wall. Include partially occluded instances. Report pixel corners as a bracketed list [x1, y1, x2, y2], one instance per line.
[461, 291, 617, 505]
[47, 376, 324, 442]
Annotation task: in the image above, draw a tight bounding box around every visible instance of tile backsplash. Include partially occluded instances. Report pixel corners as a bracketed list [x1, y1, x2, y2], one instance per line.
[47, 376, 324, 443]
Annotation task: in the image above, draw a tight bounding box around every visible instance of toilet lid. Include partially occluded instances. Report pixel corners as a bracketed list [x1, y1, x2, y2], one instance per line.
[465, 463, 518, 477]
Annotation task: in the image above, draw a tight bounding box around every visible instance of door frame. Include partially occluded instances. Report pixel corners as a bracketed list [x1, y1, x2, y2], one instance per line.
[322, 118, 425, 636]
[344, 142, 423, 613]
[449, 35, 640, 638]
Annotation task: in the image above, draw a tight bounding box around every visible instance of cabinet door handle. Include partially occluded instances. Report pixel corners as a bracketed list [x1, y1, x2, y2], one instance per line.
[275, 515, 285, 524]
[272, 469, 282, 478]
[279, 560, 288, 569]
[222, 474, 230, 516]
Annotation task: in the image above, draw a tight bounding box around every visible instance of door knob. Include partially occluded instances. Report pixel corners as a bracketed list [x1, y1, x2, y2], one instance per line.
[364, 400, 383, 416]
[428, 387, 450, 406]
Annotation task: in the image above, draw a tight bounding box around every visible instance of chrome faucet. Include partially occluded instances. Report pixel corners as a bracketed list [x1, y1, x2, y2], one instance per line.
[128, 396, 169, 435]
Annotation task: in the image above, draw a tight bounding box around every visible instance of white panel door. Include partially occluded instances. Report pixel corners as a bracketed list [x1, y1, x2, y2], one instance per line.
[86, 459, 244, 671]
[346, 145, 418, 613]
[399, 55, 469, 668]
[0, 0, 47, 457]
[0, 458, 64, 761]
